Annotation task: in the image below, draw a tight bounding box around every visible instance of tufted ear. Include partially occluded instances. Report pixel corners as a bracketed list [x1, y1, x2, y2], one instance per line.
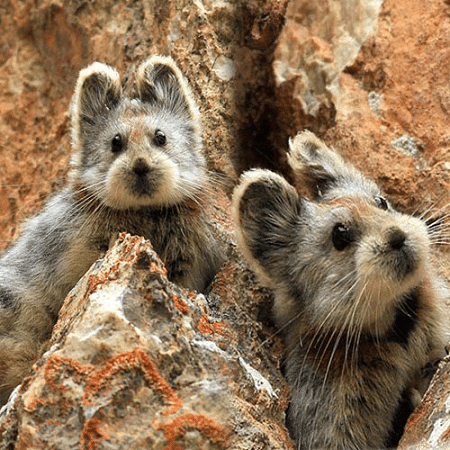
[136, 55, 199, 121]
[71, 62, 122, 151]
[287, 130, 375, 199]
[233, 169, 303, 285]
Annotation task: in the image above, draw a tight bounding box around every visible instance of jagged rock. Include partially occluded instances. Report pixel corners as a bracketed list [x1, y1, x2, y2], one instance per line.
[0, 233, 292, 449]
[399, 357, 450, 449]
[274, 0, 383, 116]
[2, 0, 450, 448]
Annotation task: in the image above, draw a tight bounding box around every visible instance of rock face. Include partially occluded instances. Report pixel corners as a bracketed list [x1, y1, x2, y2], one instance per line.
[398, 357, 450, 449]
[0, 233, 292, 449]
[274, 0, 383, 116]
[2, 0, 450, 448]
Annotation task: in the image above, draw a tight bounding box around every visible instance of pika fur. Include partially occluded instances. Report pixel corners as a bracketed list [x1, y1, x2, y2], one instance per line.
[0, 55, 223, 404]
[233, 130, 448, 449]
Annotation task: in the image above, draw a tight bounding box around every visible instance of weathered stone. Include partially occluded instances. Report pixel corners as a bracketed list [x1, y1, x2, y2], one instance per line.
[274, 0, 383, 116]
[0, 233, 292, 449]
[399, 357, 450, 449]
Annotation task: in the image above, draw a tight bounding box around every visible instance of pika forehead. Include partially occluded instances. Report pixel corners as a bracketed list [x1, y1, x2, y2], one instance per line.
[119, 108, 148, 141]
[128, 117, 146, 141]
[321, 195, 376, 221]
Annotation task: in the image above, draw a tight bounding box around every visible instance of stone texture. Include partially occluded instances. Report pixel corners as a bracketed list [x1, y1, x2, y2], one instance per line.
[274, 0, 383, 116]
[0, 233, 292, 449]
[2, 0, 450, 448]
[398, 356, 450, 449]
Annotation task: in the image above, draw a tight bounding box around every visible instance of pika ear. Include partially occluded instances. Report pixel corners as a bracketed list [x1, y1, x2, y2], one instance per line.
[287, 130, 369, 199]
[233, 169, 303, 284]
[71, 62, 122, 150]
[136, 55, 199, 119]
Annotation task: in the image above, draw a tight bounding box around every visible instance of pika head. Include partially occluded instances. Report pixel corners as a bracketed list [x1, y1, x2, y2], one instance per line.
[234, 131, 430, 336]
[70, 55, 205, 210]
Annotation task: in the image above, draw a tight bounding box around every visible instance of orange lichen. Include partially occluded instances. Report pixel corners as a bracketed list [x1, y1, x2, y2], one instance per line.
[116, 231, 128, 244]
[80, 418, 109, 450]
[25, 397, 71, 418]
[85, 348, 182, 416]
[24, 355, 95, 417]
[157, 413, 230, 450]
[187, 291, 197, 300]
[173, 295, 190, 315]
[198, 314, 226, 336]
[44, 355, 95, 392]
[115, 233, 168, 277]
[36, 348, 186, 448]
[149, 260, 168, 277]
[87, 274, 101, 295]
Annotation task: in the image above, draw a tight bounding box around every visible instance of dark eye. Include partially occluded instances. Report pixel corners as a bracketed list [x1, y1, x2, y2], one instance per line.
[374, 196, 388, 210]
[332, 223, 354, 251]
[111, 133, 123, 153]
[153, 130, 166, 146]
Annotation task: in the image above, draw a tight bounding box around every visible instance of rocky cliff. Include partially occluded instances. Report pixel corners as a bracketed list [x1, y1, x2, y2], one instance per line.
[1, 0, 450, 448]
[0, 232, 292, 449]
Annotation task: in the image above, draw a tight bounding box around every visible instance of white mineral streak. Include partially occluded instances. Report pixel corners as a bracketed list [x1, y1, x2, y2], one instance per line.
[239, 356, 278, 398]
[89, 284, 127, 319]
[428, 395, 450, 448]
[192, 336, 231, 359]
[0, 386, 20, 417]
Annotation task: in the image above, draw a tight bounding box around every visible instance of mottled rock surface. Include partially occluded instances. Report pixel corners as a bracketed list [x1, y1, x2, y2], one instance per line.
[2, 0, 450, 448]
[274, 0, 383, 116]
[398, 357, 450, 449]
[0, 233, 292, 449]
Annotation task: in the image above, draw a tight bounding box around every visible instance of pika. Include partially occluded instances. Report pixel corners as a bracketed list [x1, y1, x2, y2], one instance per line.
[0, 55, 223, 404]
[233, 131, 448, 449]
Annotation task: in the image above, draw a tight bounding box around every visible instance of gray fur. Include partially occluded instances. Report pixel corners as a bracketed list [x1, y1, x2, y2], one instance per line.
[233, 131, 448, 449]
[0, 56, 223, 404]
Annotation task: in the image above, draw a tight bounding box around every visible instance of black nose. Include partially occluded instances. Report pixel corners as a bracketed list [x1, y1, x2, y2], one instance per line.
[388, 228, 406, 250]
[133, 158, 150, 176]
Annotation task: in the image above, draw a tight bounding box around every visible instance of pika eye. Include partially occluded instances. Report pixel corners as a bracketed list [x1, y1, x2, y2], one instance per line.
[111, 133, 123, 153]
[332, 223, 354, 251]
[153, 130, 166, 147]
[374, 196, 388, 210]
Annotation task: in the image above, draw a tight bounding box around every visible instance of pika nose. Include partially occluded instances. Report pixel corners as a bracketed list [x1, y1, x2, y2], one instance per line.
[133, 158, 150, 176]
[387, 228, 406, 250]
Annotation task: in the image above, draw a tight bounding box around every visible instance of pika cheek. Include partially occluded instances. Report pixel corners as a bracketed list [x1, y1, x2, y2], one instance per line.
[104, 159, 138, 208]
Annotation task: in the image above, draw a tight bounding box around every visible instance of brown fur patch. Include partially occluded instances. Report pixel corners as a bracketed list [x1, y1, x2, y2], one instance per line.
[322, 195, 373, 221]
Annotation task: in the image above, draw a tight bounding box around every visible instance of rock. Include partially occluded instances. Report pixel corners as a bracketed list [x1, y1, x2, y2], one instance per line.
[274, 0, 383, 116]
[0, 233, 292, 449]
[398, 357, 450, 450]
